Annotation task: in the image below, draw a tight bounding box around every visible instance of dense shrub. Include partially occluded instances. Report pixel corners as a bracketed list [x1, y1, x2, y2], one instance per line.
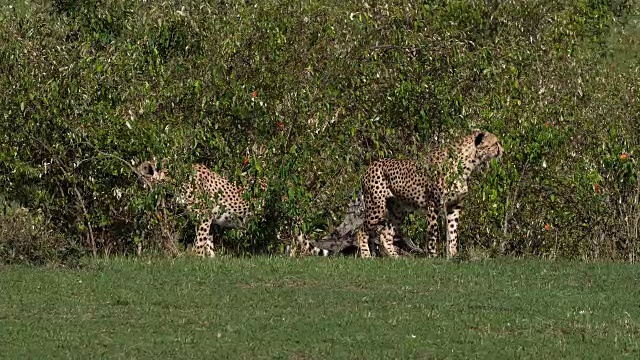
[0, 200, 80, 265]
[0, 0, 638, 262]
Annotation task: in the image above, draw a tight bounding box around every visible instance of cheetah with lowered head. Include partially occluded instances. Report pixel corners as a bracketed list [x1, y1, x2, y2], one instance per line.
[356, 130, 504, 258]
[138, 160, 266, 257]
[138, 159, 330, 257]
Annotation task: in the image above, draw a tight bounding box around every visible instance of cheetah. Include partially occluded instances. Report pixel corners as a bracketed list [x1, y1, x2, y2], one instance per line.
[138, 159, 330, 257]
[356, 130, 504, 258]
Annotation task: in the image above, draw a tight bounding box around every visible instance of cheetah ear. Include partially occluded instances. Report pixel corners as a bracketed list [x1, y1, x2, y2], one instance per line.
[474, 132, 485, 147]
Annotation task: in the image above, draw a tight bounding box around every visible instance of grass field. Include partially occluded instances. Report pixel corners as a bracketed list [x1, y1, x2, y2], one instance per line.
[1, 257, 639, 359]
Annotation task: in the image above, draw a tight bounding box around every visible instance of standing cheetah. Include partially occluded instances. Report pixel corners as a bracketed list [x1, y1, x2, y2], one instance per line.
[356, 130, 504, 258]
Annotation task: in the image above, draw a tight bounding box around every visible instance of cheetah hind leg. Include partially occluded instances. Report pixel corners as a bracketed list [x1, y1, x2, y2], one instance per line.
[194, 238, 215, 258]
[378, 223, 399, 258]
[193, 238, 215, 258]
[424, 205, 440, 257]
[386, 208, 422, 256]
[356, 227, 373, 258]
[445, 204, 462, 258]
[386, 201, 423, 256]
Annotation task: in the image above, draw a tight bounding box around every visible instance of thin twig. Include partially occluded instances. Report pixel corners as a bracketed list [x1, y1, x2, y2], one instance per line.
[503, 159, 529, 236]
[79, 140, 152, 188]
[74, 186, 96, 257]
[159, 196, 178, 255]
[370, 44, 423, 52]
[500, 159, 529, 254]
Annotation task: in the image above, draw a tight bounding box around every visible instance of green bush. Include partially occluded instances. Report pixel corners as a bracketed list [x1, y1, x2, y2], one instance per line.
[0, 199, 80, 265]
[0, 0, 638, 261]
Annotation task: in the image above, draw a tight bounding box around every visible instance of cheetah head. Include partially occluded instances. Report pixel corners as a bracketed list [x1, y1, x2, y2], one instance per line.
[471, 130, 504, 169]
[137, 158, 170, 188]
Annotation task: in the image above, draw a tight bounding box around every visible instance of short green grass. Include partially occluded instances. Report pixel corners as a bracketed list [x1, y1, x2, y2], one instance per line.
[1, 257, 639, 359]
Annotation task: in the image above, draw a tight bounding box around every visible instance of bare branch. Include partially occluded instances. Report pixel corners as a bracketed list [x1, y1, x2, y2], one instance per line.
[73, 186, 96, 257]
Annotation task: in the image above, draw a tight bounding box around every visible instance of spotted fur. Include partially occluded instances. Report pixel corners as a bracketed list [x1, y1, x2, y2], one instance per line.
[286, 232, 332, 257]
[139, 160, 269, 257]
[139, 160, 330, 257]
[356, 130, 504, 258]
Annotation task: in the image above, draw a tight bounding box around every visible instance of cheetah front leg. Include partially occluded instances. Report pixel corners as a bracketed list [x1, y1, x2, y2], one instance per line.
[445, 204, 462, 258]
[194, 218, 216, 258]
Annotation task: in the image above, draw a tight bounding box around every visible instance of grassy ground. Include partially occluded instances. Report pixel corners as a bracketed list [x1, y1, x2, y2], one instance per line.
[0, 257, 639, 359]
